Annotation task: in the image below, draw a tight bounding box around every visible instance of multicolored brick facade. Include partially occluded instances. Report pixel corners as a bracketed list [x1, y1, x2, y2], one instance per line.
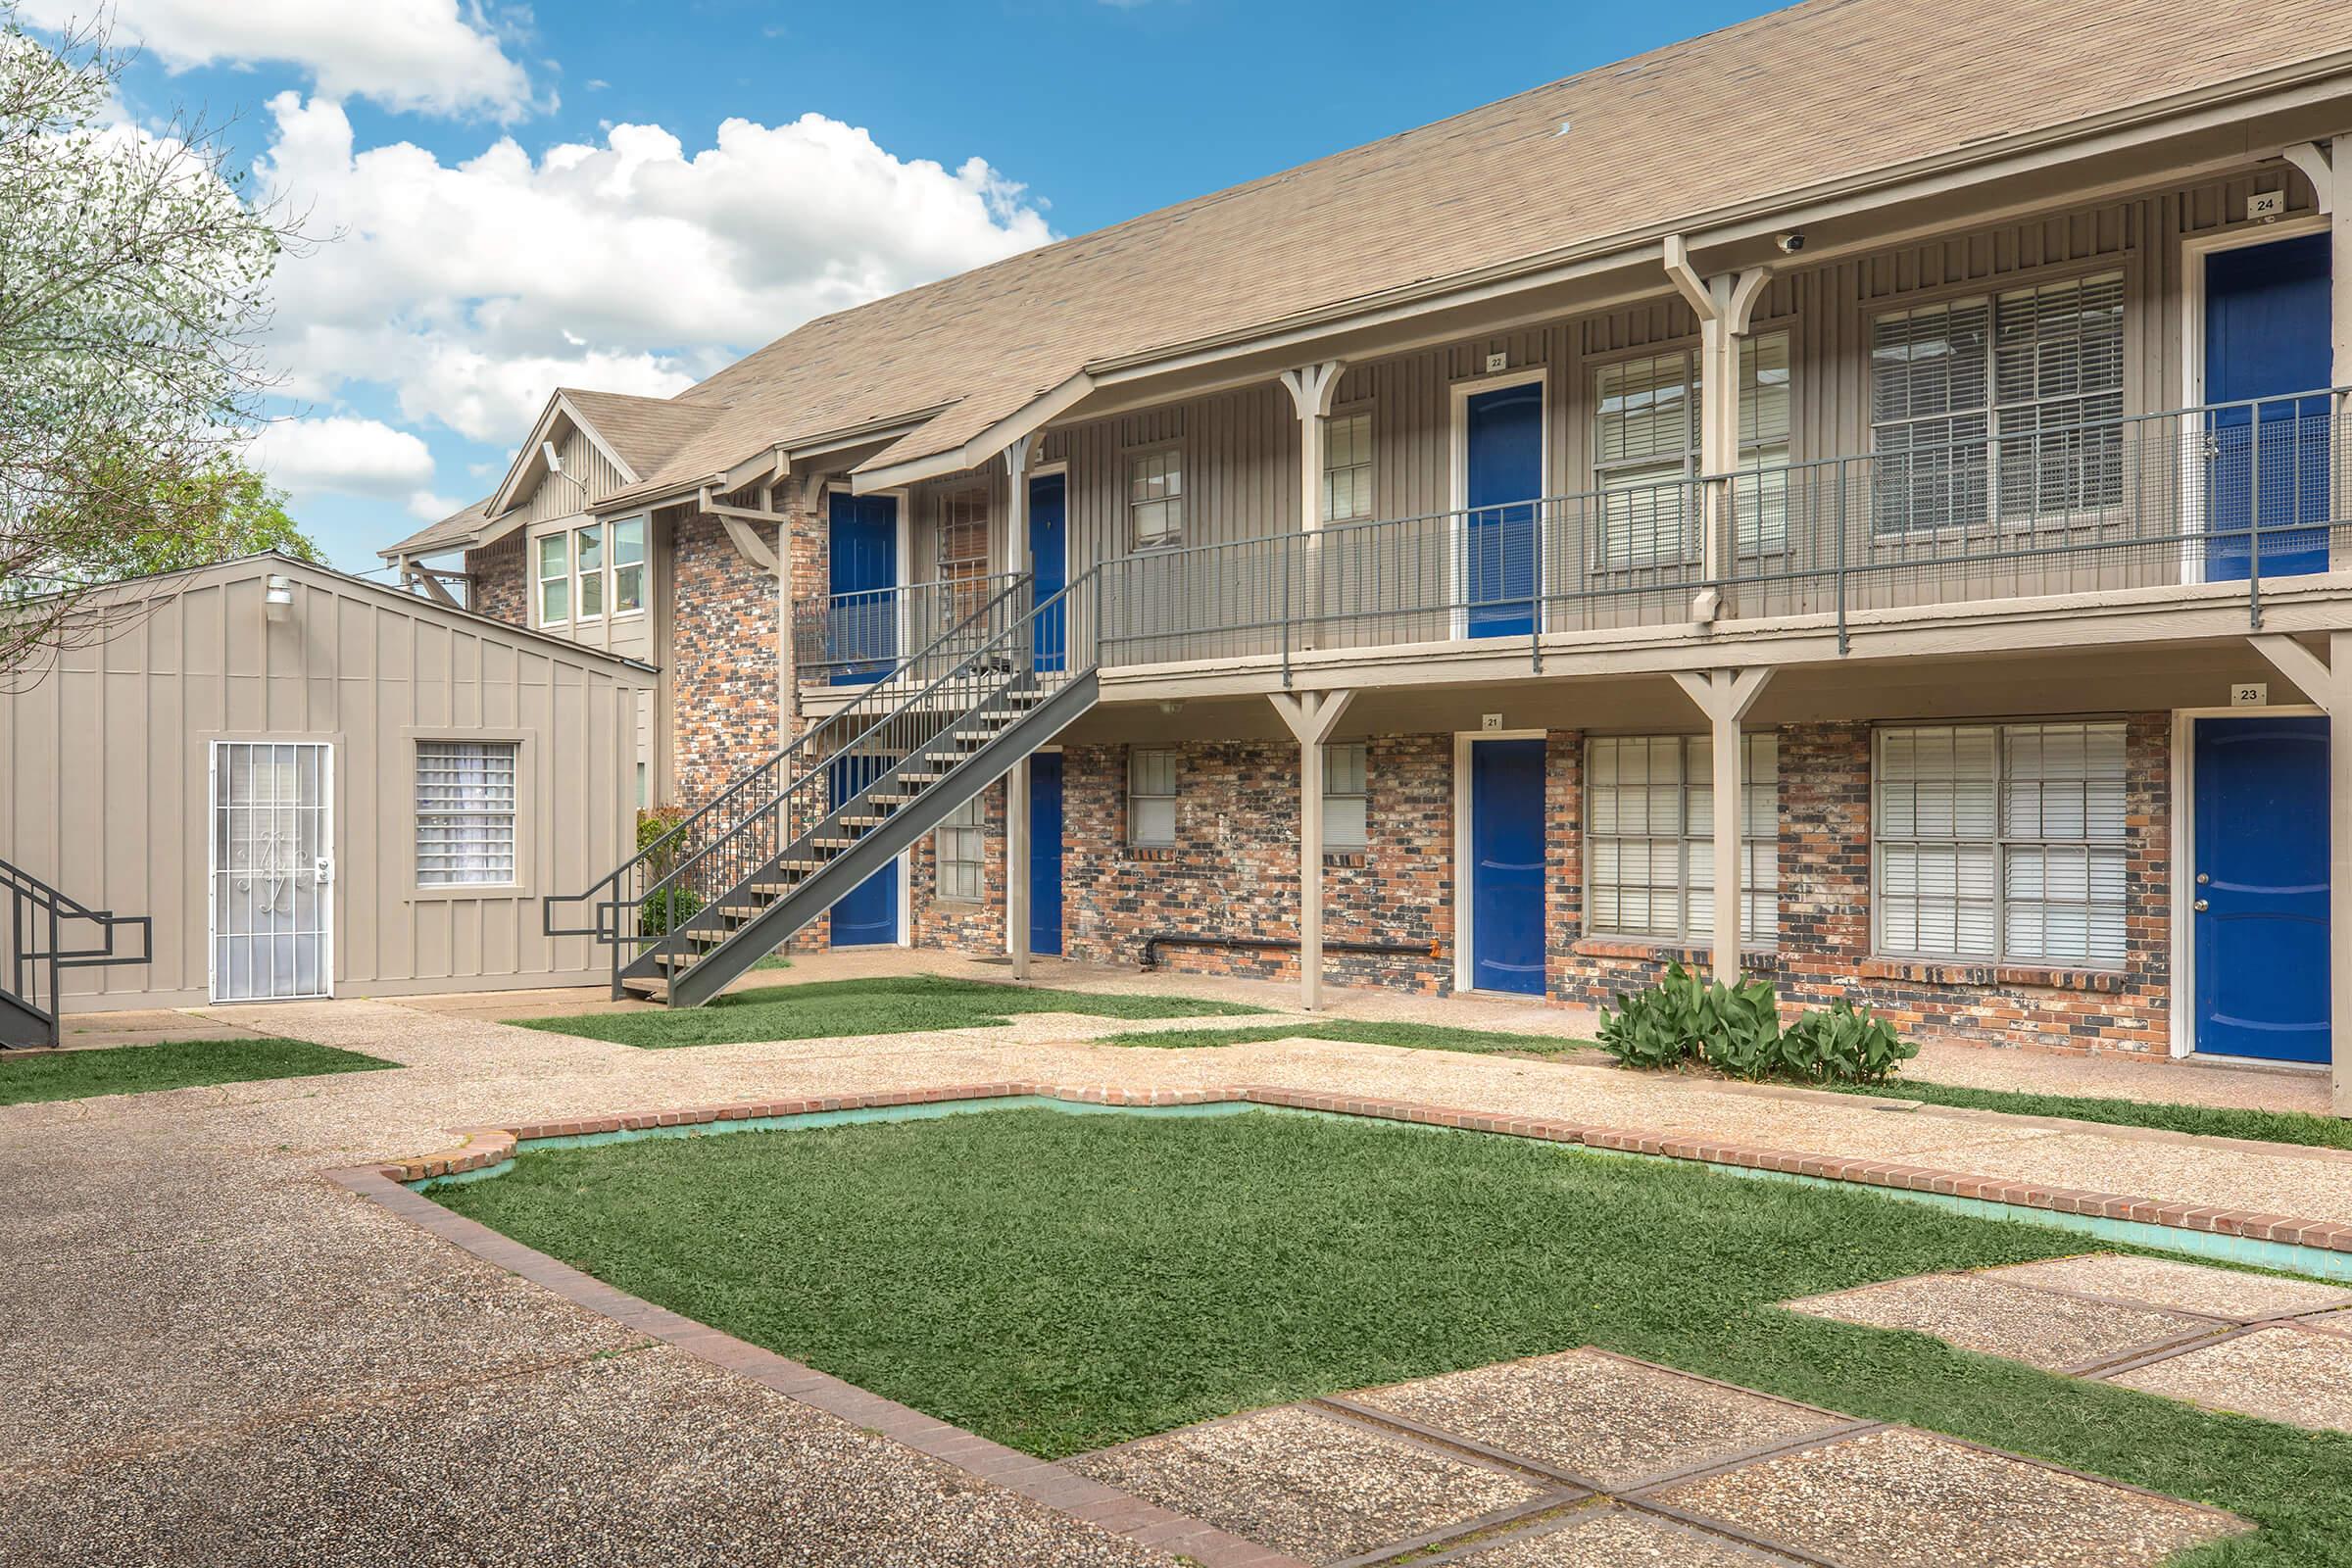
[887, 717, 2176, 1055]
[668, 511, 778, 804]
[465, 538, 525, 625]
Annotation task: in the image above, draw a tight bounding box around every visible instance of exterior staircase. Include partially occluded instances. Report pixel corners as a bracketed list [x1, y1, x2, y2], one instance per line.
[1, 857, 153, 1048]
[547, 569, 1101, 1008]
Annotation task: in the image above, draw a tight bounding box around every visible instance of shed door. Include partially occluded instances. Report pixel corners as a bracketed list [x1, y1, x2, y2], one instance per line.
[210, 742, 334, 1003]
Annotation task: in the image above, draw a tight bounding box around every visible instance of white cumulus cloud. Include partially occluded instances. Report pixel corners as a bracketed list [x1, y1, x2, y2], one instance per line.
[255, 95, 1057, 451]
[21, 0, 543, 121]
[248, 415, 436, 500]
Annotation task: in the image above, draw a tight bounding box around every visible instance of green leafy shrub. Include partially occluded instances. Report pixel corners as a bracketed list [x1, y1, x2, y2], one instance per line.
[1694, 974, 1783, 1081]
[1595, 961, 1710, 1069]
[639, 886, 703, 938]
[1778, 998, 1916, 1085]
[1598, 966, 1914, 1086]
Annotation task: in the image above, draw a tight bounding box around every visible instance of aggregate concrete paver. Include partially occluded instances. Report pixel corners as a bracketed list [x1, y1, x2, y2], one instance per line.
[1444, 1505, 1803, 1567]
[1344, 1350, 1850, 1489]
[2107, 1325, 2352, 1433]
[0, 1344, 1165, 1568]
[1982, 1251, 2352, 1322]
[7, 971, 2347, 1565]
[1646, 1427, 2248, 1568]
[1783, 1273, 2219, 1372]
[1064, 1406, 1554, 1565]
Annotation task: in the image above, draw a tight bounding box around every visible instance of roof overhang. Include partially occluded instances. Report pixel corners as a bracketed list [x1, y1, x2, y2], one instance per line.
[488, 390, 645, 520]
[585, 404, 956, 518]
[845, 52, 2352, 492]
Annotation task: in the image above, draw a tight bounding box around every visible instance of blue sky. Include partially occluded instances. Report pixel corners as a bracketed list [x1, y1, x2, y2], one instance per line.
[58, 0, 1777, 573]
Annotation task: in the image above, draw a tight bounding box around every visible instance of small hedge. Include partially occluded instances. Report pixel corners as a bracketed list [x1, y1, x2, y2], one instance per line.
[1597, 963, 1915, 1086]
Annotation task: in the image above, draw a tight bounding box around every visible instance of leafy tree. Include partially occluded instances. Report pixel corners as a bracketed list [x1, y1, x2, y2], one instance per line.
[0, 8, 314, 671]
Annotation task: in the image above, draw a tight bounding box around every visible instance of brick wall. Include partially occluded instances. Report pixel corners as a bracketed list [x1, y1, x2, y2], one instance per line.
[465, 538, 526, 626]
[890, 715, 2173, 1054]
[1012, 736, 1454, 990]
[669, 511, 778, 804]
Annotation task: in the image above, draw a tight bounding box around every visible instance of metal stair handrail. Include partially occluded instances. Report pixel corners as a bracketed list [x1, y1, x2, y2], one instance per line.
[630, 564, 1101, 986]
[543, 570, 1039, 949]
[1, 856, 154, 1049]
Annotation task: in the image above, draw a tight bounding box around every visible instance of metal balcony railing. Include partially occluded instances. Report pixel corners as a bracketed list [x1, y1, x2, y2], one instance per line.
[792, 570, 1023, 685]
[1091, 388, 2352, 676]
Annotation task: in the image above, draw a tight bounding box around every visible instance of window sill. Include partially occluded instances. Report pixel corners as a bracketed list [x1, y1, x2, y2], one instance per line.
[1323, 851, 1367, 868]
[1858, 957, 2129, 993]
[410, 882, 528, 904]
[1127, 845, 1180, 861]
[1573, 937, 1778, 966]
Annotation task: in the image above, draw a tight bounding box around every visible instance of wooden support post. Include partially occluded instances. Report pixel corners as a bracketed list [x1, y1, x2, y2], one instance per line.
[1005, 757, 1031, 981]
[1270, 687, 1357, 1010]
[2251, 631, 2352, 1115]
[1279, 362, 1346, 651]
[1004, 434, 1033, 582]
[1669, 667, 1775, 984]
[1662, 240, 1769, 623]
[1000, 436, 1038, 981]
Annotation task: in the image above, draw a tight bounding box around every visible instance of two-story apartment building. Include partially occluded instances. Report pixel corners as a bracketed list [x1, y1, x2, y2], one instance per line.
[387, 0, 2352, 1106]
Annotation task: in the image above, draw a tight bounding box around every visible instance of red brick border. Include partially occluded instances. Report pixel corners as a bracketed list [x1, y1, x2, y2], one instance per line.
[367, 1081, 2352, 1256]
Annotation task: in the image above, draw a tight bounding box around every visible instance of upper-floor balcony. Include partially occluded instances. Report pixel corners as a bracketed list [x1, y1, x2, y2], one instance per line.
[794, 388, 2352, 694]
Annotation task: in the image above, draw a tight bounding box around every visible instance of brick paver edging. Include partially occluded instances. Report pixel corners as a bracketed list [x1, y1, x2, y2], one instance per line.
[370, 1080, 2352, 1254]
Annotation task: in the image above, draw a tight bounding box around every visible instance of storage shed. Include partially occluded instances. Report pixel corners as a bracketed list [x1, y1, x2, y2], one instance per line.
[0, 553, 654, 1017]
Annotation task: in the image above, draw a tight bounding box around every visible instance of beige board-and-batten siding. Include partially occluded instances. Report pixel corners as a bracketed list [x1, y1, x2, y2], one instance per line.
[0, 555, 654, 1010]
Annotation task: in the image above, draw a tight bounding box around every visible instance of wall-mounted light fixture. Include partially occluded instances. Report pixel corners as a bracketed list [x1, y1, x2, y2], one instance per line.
[264, 573, 294, 620]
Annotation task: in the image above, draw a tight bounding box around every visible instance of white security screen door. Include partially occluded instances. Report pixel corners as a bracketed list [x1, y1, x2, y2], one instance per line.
[210, 741, 334, 1003]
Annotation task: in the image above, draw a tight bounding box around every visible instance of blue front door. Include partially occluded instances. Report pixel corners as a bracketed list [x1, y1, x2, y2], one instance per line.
[1030, 472, 1067, 672]
[828, 754, 899, 948]
[2194, 715, 2328, 1061]
[1464, 383, 1544, 637]
[1469, 738, 1546, 995]
[828, 491, 899, 684]
[1030, 753, 1063, 956]
[2205, 234, 2332, 581]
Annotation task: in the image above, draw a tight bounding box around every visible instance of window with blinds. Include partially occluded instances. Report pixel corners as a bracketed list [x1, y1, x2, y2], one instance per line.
[1874, 721, 2128, 965]
[1129, 747, 1177, 847]
[936, 490, 991, 621]
[935, 792, 986, 902]
[1586, 733, 1778, 944]
[1323, 742, 1368, 851]
[1129, 449, 1184, 549]
[1322, 411, 1374, 523]
[1869, 272, 2124, 533]
[416, 741, 519, 887]
[1592, 332, 1789, 566]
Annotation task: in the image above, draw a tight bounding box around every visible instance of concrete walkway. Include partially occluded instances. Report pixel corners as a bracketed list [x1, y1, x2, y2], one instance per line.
[3, 965, 2346, 1565]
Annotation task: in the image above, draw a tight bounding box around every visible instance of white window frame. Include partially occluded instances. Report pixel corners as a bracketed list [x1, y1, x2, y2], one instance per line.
[535, 532, 569, 627]
[1866, 270, 2127, 540]
[1127, 445, 1186, 551]
[1872, 719, 2132, 969]
[573, 520, 606, 621]
[1321, 407, 1375, 525]
[1589, 331, 1791, 569]
[611, 515, 648, 617]
[1128, 746, 1178, 848]
[1584, 733, 1778, 947]
[1323, 741, 1369, 852]
[934, 791, 988, 904]
[413, 738, 522, 891]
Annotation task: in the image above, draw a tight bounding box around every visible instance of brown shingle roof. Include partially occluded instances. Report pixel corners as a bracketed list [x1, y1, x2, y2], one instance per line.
[385, 0, 2352, 557]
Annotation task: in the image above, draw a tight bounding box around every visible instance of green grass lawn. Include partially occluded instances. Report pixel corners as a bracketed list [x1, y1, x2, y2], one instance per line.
[440, 1107, 2350, 1564]
[1097, 1018, 1594, 1056]
[1828, 1078, 2352, 1154]
[510, 974, 1265, 1049]
[0, 1037, 395, 1105]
